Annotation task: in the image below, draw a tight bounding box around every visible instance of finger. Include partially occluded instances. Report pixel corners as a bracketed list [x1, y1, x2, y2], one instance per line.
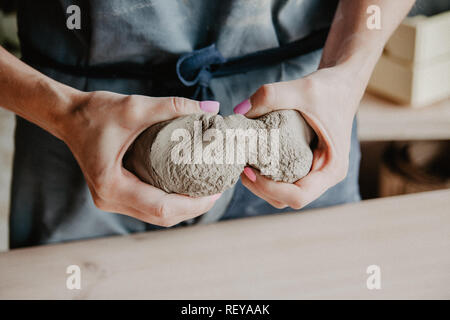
[153, 192, 221, 226]
[104, 169, 220, 226]
[106, 191, 220, 228]
[143, 96, 220, 126]
[86, 177, 164, 225]
[119, 169, 219, 221]
[113, 168, 167, 210]
[241, 167, 287, 208]
[287, 146, 347, 208]
[241, 173, 287, 209]
[242, 168, 308, 209]
[292, 170, 334, 208]
[234, 81, 303, 118]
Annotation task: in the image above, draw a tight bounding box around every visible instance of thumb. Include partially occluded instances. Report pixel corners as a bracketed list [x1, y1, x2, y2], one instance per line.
[233, 81, 304, 118]
[140, 96, 220, 126]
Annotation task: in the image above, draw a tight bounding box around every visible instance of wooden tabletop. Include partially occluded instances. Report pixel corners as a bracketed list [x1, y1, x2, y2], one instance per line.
[357, 93, 450, 141]
[0, 189, 449, 299]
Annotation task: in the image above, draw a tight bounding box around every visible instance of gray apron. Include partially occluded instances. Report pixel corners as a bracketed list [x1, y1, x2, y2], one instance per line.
[11, 0, 359, 248]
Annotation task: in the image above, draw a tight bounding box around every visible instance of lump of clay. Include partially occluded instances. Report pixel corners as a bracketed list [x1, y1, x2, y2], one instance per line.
[124, 110, 314, 197]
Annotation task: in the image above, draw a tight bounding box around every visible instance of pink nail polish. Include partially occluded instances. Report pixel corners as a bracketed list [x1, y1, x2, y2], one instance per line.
[233, 99, 251, 115]
[243, 167, 256, 182]
[200, 101, 220, 113]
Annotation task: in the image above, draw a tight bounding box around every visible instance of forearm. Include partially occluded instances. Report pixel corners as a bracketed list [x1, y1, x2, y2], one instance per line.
[319, 0, 415, 103]
[0, 46, 86, 140]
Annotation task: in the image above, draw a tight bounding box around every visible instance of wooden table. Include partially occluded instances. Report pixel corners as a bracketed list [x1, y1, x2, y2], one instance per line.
[357, 93, 450, 141]
[0, 189, 449, 299]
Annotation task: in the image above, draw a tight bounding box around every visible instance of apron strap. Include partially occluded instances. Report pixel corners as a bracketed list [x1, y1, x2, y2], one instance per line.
[176, 27, 330, 99]
[23, 27, 330, 100]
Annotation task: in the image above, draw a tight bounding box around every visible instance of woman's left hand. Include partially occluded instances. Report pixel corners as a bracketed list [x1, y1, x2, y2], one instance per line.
[234, 65, 364, 209]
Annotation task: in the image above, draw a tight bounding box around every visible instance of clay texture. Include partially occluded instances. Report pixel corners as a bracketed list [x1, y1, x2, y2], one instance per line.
[125, 110, 314, 197]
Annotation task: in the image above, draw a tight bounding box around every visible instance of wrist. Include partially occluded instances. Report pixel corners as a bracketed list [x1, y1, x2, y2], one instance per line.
[319, 44, 382, 112]
[49, 83, 91, 142]
[320, 39, 383, 82]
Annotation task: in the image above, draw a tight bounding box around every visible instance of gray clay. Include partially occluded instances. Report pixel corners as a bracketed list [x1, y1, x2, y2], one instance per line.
[125, 110, 314, 197]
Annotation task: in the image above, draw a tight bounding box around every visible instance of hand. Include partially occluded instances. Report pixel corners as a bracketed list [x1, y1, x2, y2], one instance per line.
[60, 91, 221, 227]
[234, 65, 364, 209]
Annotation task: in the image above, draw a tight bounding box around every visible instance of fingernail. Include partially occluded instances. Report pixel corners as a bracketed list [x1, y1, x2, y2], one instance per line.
[209, 193, 222, 202]
[200, 101, 220, 113]
[233, 99, 251, 115]
[243, 167, 256, 182]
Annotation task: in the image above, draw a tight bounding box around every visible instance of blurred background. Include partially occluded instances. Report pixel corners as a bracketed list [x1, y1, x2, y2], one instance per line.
[0, 0, 449, 252]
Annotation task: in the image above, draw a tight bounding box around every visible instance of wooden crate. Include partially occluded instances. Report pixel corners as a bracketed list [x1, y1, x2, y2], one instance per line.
[368, 11, 450, 107]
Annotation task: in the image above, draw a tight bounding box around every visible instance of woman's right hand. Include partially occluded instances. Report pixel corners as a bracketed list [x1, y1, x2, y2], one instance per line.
[59, 91, 221, 227]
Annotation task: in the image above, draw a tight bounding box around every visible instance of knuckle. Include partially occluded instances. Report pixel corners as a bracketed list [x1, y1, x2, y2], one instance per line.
[154, 202, 175, 227]
[92, 195, 106, 210]
[92, 178, 109, 198]
[258, 84, 276, 106]
[154, 202, 168, 219]
[156, 216, 177, 228]
[272, 202, 287, 209]
[289, 199, 303, 210]
[123, 94, 139, 109]
[92, 173, 119, 202]
[124, 103, 143, 124]
[258, 180, 275, 195]
[157, 220, 172, 228]
[302, 77, 317, 94]
[92, 173, 112, 195]
[162, 220, 177, 228]
[170, 96, 186, 115]
[300, 77, 318, 104]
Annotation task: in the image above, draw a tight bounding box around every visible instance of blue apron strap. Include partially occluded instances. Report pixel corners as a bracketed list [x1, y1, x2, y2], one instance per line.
[176, 27, 330, 100]
[22, 27, 330, 100]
